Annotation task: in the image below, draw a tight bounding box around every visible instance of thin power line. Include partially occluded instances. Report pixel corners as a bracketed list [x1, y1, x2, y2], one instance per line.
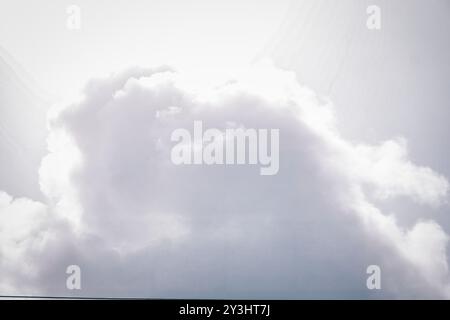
[0, 295, 160, 300]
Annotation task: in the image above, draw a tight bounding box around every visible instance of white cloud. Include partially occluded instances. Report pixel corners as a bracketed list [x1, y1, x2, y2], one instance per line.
[0, 191, 50, 294]
[1, 62, 449, 298]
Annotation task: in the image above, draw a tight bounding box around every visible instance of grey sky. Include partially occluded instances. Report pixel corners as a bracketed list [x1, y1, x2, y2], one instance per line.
[268, 0, 450, 230]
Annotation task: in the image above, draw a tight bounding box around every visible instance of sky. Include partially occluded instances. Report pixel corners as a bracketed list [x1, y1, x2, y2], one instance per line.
[0, 0, 291, 97]
[0, 0, 450, 299]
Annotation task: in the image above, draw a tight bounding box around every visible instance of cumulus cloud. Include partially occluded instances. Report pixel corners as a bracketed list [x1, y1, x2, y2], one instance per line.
[1, 62, 449, 298]
[0, 191, 51, 294]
